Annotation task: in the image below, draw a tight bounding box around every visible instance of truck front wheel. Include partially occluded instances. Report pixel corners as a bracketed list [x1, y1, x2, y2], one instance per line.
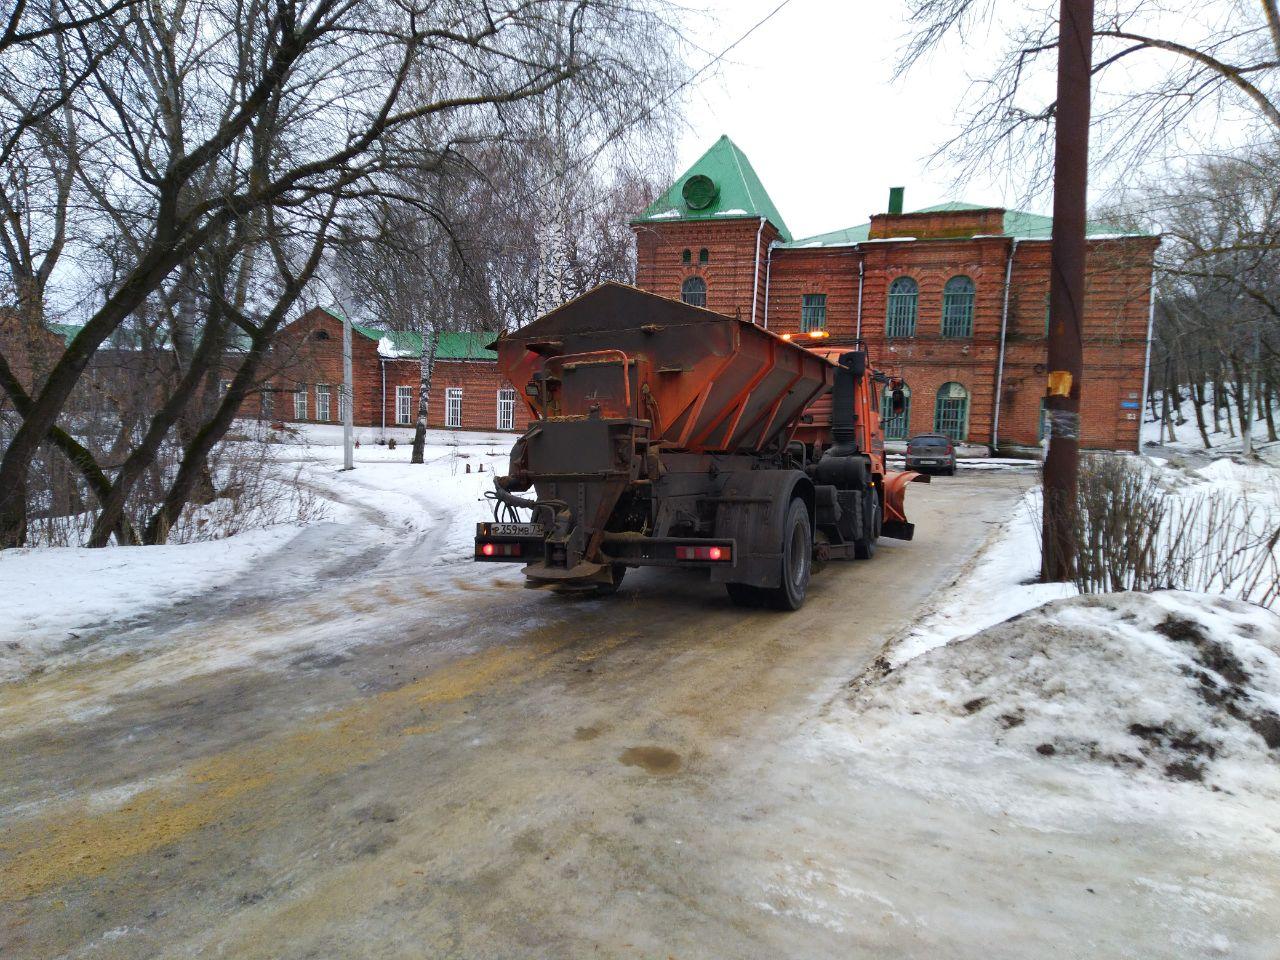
[854, 489, 880, 560]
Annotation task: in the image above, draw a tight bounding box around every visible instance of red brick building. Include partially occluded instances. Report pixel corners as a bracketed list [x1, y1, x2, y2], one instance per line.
[258, 307, 532, 433]
[632, 136, 1159, 450]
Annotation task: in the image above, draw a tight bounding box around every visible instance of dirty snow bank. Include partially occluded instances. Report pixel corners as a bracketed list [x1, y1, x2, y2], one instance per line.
[826, 592, 1280, 829]
[894, 456, 1280, 666]
[0, 526, 301, 682]
[892, 487, 1075, 666]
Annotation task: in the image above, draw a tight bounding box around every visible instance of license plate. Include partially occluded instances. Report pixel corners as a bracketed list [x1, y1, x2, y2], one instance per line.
[488, 522, 544, 538]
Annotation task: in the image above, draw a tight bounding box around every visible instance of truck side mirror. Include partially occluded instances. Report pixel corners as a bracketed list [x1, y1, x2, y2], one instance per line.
[891, 388, 906, 416]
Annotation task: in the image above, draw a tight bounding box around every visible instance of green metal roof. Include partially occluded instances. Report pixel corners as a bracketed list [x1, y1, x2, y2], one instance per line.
[322, 308, 496, 360]
[47, 322, 83, 345]
[633, 135, 792, 241]
[782, 202, 1147, 248]
[435, 331, 495, 360]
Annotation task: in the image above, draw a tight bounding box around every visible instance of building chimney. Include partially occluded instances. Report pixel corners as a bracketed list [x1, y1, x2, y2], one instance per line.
[888, 186, 905, 215]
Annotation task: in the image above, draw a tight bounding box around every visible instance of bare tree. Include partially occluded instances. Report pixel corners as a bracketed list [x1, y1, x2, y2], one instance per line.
[899, 0, 1280, 195]
[1121, 144, 1280, 454]
[0, 0, 686, 546]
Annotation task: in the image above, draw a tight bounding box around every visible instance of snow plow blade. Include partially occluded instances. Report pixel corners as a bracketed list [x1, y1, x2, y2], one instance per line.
[881, 470, 929, 541]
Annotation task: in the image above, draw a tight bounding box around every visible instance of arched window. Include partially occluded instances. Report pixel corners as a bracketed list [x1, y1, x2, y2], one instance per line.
[681, 248, 691, 264]
[882, 383, 911, 440]
[681, 276, 707, 308]
[886, 277, 918, 337]
[934, 382, 970, 441]
[698, 248, 709, 264]
[942, 276, 975, 337]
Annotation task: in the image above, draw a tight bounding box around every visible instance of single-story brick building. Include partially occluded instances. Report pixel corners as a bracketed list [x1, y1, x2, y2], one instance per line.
[256, 307, 532, 433]
[632, 136, 1159, 451]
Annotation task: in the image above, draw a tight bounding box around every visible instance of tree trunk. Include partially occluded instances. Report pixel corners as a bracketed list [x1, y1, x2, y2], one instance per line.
[87, 313, 225, 547]
[169, 276, 221, 507]
[1264, 375, 1278, 443]
[143, 335, 268, 544]
[1191, 379, 1212, 448]
[0, 215, 235, 547]
[1230, 355, 1252, 456]
[410, 325, 438, 464]
[0, 351, 136, 545]
[1211, 370, 1224, 433]
[1160, 355, 1177, 443]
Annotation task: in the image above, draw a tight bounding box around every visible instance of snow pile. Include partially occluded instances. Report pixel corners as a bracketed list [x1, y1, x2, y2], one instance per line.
[892, 487, 1074, 665]
[827, 592, 1280, 824]
[376, 335, 415, 359]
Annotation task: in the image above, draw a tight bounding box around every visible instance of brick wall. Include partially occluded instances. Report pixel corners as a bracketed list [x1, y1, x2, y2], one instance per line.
[252, 307, 529, 432]
[377, 360, 532, 432]
[635, 219, 1157, 451]
[633, 218, 778, 322]
[869, 208, 1006, 241]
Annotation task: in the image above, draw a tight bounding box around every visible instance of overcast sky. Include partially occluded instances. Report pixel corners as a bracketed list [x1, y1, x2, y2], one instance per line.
[670, 0, 1049, 241]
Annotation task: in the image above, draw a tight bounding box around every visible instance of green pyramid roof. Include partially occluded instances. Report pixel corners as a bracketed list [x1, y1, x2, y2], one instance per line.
[633, 136, 791, 241]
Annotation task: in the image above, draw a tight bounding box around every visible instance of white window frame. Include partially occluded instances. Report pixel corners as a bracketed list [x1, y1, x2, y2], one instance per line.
[497, 387, 516, 430]
[294, 384, 308, 420]
[395, 385, 413, 425]
[445, 387, 463, 428]
[315, 383, 332, 421]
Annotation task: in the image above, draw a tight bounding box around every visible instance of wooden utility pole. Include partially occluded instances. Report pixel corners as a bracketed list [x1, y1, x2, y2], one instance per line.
[1042, 0, 1094, 582]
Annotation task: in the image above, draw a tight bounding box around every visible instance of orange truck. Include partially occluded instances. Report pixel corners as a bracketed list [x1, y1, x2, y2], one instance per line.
[475, 283, 926, 610]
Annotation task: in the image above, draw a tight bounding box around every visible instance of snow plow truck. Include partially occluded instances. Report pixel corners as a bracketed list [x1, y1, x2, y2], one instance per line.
[474, 282, 927, 610]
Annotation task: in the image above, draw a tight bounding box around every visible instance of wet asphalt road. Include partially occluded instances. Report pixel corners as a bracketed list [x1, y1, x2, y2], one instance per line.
[0, 471, 1033, 959]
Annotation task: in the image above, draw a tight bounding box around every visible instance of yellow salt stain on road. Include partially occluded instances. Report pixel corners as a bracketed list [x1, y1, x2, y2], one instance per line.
[0, 624, 606, 903]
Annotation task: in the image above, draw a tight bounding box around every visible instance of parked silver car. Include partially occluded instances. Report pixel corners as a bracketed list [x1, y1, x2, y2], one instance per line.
[905, 433, 957, 475]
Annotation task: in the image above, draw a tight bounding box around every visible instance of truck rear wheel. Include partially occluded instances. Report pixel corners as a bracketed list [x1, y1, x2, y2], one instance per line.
[765, 497, 812, 610]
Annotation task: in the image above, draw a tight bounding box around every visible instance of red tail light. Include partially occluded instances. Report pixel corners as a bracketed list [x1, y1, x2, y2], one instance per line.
[675, 545, 732, 562]
[477, 542, 521, 558]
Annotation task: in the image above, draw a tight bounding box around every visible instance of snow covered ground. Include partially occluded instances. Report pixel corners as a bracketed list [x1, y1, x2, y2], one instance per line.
[1143, 388, 1280, 465]
[0, 423, 521, 683]
[803, 589, 1280, 957]
[798, 452, 1280, 955]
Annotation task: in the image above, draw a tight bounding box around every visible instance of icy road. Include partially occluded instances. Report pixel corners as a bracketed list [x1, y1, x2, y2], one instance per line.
[2, 468, 1269, 958]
